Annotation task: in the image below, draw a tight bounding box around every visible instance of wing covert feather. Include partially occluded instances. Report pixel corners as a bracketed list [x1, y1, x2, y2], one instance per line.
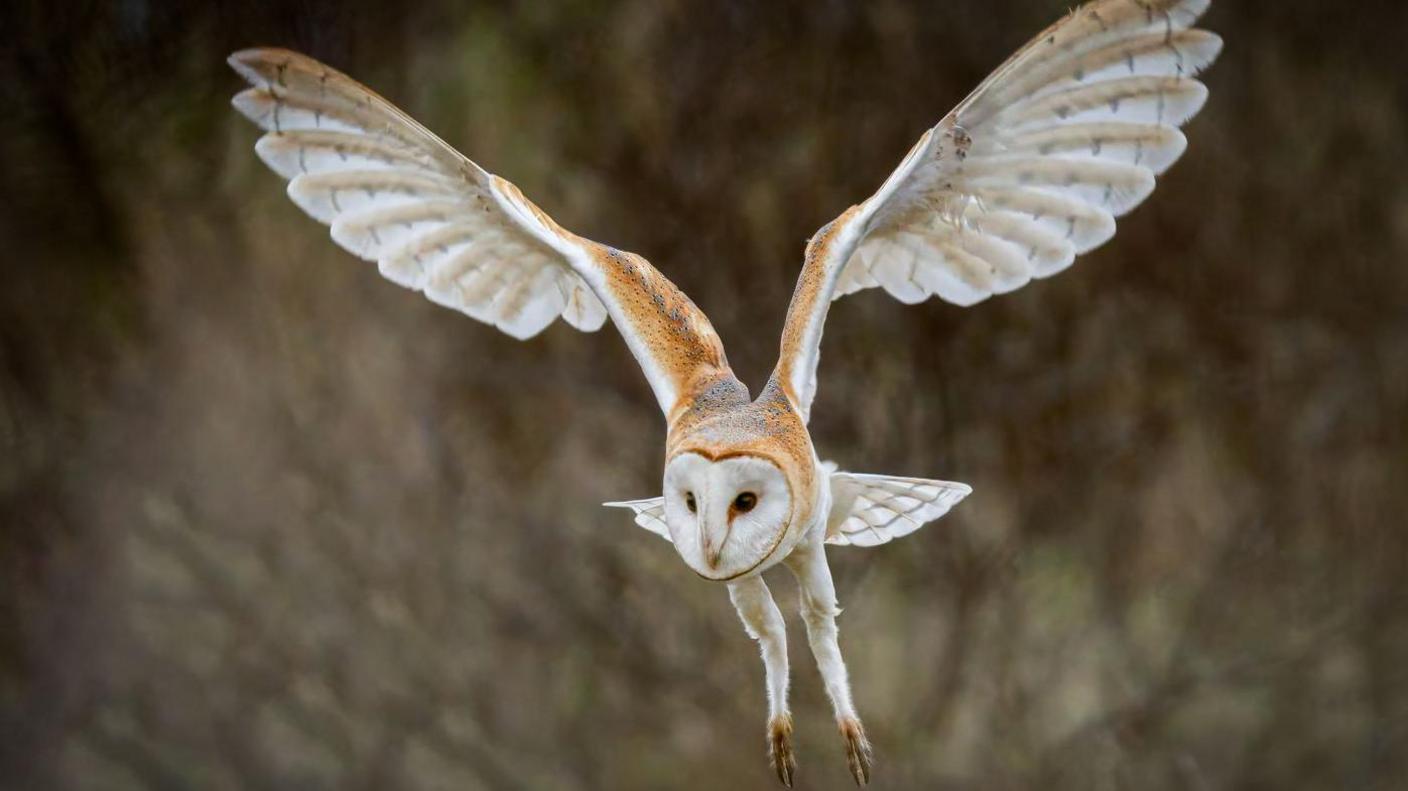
[825, 472, 972, 547]
[603, 497, 672, 541]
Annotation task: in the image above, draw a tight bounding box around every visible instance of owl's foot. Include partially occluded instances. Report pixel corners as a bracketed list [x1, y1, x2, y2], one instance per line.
[838, 716, 872, 786]
[769, 713, 797, 787]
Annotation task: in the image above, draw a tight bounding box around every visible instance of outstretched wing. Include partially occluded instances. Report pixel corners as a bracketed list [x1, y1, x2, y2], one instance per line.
[825, 472, 972, 548]
[229, 48, 728, 417]
[772, 0, 1221, 421]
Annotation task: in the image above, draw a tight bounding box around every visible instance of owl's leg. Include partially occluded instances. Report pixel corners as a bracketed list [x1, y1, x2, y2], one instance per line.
[784, 535, 872, 785]
[727, 576, 795, 787]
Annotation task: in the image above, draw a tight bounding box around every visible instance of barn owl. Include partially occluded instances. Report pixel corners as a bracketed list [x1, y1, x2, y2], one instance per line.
[228, 0, 1220, 784]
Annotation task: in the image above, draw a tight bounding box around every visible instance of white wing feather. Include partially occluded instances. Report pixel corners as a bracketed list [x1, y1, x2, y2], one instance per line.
[825, 473, 972, 548]
[602, 498, 671, 541]
[229, 49, 608, 340]
[773, 0, 1222, 420]
[231, 49, 733, 420]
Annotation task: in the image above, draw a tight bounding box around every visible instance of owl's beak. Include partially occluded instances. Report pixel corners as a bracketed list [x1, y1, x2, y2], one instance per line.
[705, 539, 722, 568]
[698, 501, 731, 569]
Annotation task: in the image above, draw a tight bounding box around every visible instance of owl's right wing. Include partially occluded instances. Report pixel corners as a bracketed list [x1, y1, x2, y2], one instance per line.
[229, 48, 728, 418]
[771, 0, 1221, 422]
[824, 472, 971, 548]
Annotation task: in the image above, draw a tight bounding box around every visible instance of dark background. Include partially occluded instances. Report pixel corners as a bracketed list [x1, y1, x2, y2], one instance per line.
[3, 1, 1406, 788]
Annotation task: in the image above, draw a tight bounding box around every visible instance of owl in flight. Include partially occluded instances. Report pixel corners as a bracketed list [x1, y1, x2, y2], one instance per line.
[229, 0, 1219, 784]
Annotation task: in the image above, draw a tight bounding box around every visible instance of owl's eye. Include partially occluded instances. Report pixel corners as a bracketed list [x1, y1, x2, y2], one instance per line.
[685, 492, 697, 513]
[733, 492, 757, 513]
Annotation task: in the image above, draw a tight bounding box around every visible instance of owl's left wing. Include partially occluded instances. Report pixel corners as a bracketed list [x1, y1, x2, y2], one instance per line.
[772, 0, 1221, 421]
[229, 48, 728, 418]
[602, 497, 672, 541]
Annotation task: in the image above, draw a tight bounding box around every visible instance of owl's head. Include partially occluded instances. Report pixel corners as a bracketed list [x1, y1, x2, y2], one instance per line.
[662, 452, 793, 580]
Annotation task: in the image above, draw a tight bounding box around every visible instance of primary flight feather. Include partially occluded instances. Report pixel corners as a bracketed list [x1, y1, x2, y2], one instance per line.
[228, 0, 1219, 784]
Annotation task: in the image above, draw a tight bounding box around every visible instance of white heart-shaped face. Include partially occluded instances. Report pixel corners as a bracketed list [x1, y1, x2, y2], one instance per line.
[662, 453, 793, 581]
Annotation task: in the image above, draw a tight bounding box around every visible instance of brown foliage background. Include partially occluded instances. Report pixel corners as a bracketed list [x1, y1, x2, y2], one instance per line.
[3, 1, 1406, 788]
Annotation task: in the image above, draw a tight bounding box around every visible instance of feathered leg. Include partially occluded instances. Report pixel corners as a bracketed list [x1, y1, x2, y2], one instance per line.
[785, 535, 872, 785]
[727, 576, 795, 786]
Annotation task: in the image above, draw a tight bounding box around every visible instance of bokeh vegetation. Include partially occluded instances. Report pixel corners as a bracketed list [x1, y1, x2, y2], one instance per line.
[3, 0, 1406, 788]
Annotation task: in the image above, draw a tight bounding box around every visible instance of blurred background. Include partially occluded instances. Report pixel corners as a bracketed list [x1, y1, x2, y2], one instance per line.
[3, 0, 1406, 788]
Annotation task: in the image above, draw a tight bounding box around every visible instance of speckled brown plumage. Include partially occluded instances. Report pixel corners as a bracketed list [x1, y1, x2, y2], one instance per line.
[771, 204, 862, 423]
[666, 376, 822, 544]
